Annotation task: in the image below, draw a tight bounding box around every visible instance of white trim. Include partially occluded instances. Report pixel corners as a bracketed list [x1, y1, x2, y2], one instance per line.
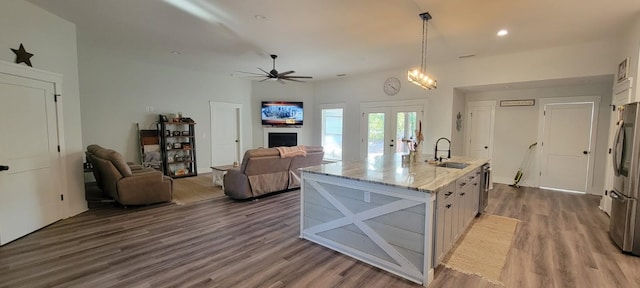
[539, 186, 587, 194]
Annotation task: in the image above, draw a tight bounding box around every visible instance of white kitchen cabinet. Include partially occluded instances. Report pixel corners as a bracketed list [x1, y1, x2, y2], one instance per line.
[435, 182, 455, 265]
[434, 167, 482, 266]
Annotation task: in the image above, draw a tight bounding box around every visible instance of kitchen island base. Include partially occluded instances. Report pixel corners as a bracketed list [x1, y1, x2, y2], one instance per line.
[300, 172, 435, 285]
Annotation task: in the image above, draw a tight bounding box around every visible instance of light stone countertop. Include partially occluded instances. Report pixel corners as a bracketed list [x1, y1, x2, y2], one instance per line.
[300, 154, 489, 193]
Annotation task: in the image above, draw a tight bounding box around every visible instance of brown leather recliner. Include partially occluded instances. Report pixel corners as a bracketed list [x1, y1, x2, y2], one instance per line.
[86, 145, 172, 205]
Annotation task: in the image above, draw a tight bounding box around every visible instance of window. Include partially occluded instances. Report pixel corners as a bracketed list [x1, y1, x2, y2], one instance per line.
[321, 105, 344, 161]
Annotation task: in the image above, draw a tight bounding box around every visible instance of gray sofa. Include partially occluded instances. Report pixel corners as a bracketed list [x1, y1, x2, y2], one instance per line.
[223, 146, 324, 199]
[86, 145, 173, 205]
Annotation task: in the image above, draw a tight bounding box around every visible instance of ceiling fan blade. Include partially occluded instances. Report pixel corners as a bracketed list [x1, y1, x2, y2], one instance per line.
[277, 70, 295, 77]
[234, 71, 267, 76]
[257, 67, 271, 76]
[284, 78, 306, 83]
[283, 76, 313, 79]
[277, 79, 286, 84]
[258, 78, 270, 82]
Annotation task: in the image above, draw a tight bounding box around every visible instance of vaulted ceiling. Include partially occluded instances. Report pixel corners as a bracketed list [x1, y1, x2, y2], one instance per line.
[27, 0, 640, 81]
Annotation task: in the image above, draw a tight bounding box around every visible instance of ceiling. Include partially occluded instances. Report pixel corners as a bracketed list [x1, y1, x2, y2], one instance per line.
[26, 0, 640, 81]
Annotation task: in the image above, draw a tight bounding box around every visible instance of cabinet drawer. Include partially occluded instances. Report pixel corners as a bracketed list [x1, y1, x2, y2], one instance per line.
[437, 182, 456, 207]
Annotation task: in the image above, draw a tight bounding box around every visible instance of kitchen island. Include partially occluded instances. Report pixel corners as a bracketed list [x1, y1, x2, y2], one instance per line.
[299, 154, 488, 286]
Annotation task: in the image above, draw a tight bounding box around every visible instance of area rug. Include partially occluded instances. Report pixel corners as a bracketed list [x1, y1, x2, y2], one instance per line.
[171, 173, 226, 205]
[442, 214, 520, 285]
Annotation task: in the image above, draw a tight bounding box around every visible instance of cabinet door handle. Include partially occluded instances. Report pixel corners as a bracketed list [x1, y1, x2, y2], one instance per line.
[459, 182, 466, 187]
[0, 165, 9, 171]
[445, 191, 453, 196]
[460, 192, 465, 196]
[473, 183, 478, 186]
[446, 204, 451, 209]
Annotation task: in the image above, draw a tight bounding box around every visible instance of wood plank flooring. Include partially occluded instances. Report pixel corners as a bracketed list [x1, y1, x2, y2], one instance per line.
[1, 183, 638, 287]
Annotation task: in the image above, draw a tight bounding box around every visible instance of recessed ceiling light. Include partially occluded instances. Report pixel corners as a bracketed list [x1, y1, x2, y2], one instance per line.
[170, 50, 182, 55]
[497, 29, 508, 37]
[254, 14, 267, 21]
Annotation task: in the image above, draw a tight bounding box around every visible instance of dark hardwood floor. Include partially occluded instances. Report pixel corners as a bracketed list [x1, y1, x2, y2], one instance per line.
[1, 184, 639, 288]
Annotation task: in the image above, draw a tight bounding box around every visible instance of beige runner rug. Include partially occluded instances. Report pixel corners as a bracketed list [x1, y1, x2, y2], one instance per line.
[442, 214, 519, 285]
[172, 173, 226, 205]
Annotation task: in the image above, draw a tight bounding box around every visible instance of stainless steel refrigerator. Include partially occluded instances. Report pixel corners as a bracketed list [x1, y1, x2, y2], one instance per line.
[611, 102, 640, 255]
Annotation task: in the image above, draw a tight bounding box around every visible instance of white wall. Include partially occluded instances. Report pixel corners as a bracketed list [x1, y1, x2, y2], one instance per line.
[77, 44, 254, 174]
[313, 40, 619, 162]
[0, 0, 86, 216]
[619, 14, 640, 98]
[251, 81, 316, 147]
[313, 69, 433, 161]
[450, 89, 466, 155]
[464, 83, 612, 194]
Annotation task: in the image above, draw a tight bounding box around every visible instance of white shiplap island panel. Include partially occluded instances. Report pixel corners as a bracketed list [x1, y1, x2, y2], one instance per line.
[299, 154, 489, 286]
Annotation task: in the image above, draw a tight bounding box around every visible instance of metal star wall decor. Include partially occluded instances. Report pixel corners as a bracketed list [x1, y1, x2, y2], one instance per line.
[11, 43, 34, 67]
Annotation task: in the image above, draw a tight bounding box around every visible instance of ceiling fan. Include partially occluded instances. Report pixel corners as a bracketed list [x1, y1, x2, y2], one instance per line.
[238, 54, 312, 83]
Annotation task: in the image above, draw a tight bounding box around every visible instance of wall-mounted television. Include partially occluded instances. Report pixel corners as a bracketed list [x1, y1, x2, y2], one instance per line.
[261, 101, 303, 126]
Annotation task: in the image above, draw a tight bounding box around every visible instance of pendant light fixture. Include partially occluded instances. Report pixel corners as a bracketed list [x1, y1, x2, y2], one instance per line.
[408, 12, 437, 90]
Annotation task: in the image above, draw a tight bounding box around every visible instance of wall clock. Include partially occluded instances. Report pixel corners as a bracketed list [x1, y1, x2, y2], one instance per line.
[384, 77, 401, 96]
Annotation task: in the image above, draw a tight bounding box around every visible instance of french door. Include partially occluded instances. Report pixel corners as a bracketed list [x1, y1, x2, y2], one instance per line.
[362, 105, 422, 167]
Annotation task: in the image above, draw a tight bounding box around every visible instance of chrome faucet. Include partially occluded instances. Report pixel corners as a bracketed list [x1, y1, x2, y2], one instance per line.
[434, 137, 451, 161]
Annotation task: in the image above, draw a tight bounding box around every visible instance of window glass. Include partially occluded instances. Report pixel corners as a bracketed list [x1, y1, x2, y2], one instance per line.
[322, 108, 343, 160]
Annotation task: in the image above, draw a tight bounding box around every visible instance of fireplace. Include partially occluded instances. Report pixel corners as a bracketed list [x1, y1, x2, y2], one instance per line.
[268, 132, 298, 147]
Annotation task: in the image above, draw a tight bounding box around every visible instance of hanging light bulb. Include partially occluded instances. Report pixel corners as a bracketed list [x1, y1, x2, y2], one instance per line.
[407, 12, 437, 90]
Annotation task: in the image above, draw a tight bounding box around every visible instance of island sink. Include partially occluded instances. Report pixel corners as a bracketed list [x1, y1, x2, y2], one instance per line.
[437, 162, 469, 169]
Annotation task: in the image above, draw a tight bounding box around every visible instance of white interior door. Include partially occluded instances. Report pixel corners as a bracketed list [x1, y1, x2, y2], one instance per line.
[465, 101, 495, 160]
[362, 106, 421, 166]
[0, 72, 61, 245]
[210, 102, 242, 166]
[539, 102, 595, 193]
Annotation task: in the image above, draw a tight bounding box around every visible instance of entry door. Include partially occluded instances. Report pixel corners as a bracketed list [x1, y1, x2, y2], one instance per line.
[210, 102, 242, 166]
[362, 106, 421, 165]
[466, 101, 495, 160]
[0, 72, 61, 245]
[539, 102, 595, 192]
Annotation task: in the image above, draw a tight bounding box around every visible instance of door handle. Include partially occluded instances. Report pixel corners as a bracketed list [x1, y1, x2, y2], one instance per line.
[484, 146, 488, 149]
[235, 140, 239, 143]
[613, 120, 624, 176]
[583, 151, 590, 155]
[610, 190, 620, 199]
[0, 165, 9, 171]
